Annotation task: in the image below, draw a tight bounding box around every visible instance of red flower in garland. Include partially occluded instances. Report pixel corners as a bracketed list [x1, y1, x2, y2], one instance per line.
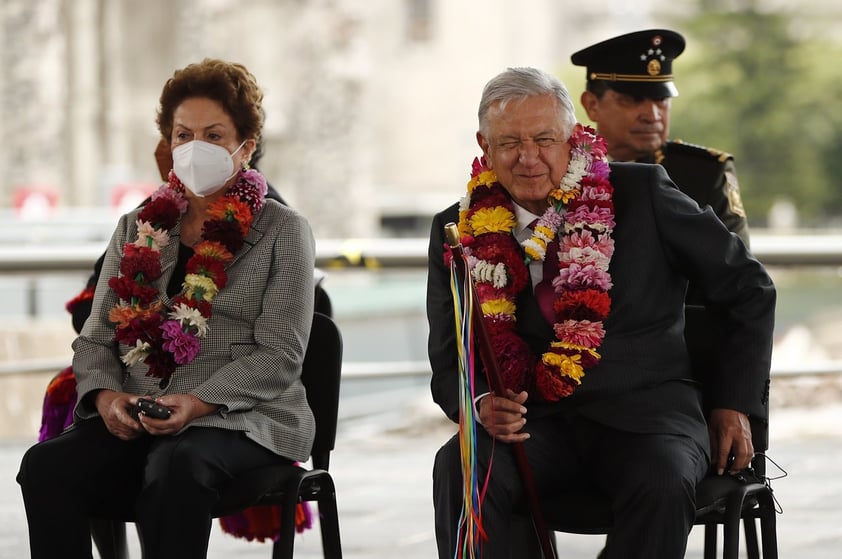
[108, 276, 160, 305]
[138, 195, 182, 230]
[187, 255, 228, 287]
[554, 289, 611, 321]
[113, 313, 165, 346]
[203, 219, 247, 254]
[119, 244, 163, 281]
[489, 329, 535, 392]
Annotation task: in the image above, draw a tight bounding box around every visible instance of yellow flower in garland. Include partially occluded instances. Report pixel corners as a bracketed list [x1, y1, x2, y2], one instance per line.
[184, 274, 220, 302]
[467, 169, 498, 194]
[470, 206, 516, 235]
[549, 187, 580, 205]
[550, 341, 601, 361]
[542, 352, 585, 383]
[523, 223, 556, 261]
[481, 297, 516, 319]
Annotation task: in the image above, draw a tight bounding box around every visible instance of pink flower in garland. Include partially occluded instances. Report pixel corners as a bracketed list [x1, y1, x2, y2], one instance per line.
[226, 168, 268, 212]
[555, 262, 613, 292]
[588, 159, 611, 180]
[554, 319, 606, 349]
[160, 320, 201, 364]
[561, 230, 615, 262]
[565, 205, 616, 231]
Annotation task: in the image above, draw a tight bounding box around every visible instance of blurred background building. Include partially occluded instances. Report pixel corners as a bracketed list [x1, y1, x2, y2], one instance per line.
[3, 0, 841, 240]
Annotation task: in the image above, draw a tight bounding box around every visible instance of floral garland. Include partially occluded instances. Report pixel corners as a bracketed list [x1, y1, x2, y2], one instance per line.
[454, 124, 615, 401]
[108, 168, 267, 385]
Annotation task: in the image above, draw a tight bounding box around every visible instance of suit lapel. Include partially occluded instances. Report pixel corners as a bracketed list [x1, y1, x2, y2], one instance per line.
[228, 206, 267, 268]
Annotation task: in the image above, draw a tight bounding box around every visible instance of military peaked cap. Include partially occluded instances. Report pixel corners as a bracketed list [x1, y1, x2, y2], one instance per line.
[571, 29, 686, 98]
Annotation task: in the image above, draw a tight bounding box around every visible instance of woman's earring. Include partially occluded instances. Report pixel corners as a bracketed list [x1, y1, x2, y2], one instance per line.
[242, 158, 251, 171]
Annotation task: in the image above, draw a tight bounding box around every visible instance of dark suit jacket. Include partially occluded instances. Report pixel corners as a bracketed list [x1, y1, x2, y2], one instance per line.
[427, 162, 775, 457]
[643, 141, 752, 403]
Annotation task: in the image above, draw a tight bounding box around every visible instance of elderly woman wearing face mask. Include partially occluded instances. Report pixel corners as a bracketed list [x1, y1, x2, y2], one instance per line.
[17, 59, 316, 559]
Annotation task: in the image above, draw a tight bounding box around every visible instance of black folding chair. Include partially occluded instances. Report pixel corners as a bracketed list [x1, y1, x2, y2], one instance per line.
[91, 311, 344, 559]
[212, 311, 344, 558]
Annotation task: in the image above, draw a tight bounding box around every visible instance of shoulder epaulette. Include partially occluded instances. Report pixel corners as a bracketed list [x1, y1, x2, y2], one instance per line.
[667, 139, 733, 163]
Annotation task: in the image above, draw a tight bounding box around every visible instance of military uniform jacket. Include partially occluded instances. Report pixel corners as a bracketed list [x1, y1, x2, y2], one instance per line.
[427, 163, 775, 458]
[72, 199, 317, 463]
[644, 140, 749, 245]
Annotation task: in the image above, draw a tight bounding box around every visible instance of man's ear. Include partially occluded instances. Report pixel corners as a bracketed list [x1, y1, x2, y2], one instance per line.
[476, 131, 492, 169]
[580, 90, 600, 122]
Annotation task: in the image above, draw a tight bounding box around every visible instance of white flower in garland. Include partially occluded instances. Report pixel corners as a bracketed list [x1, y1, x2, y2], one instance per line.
[169, 303, 209, 337]
[122, 339, 152, 366]
[473, 260, 508, 289]
[560, 155, 589, 192]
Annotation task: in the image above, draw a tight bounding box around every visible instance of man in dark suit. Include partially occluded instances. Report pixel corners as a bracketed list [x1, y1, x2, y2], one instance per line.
[427, 67, 775, 558]
[571, 29, 749, 247]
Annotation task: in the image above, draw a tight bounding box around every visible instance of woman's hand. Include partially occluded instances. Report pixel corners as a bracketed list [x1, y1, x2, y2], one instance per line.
[477, 389, 531, 443]
[135, 393, 220, 436]
[95, 390, 144, 441]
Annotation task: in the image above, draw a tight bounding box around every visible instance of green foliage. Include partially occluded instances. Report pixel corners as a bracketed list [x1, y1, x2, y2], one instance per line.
[667, 0, 842, 226]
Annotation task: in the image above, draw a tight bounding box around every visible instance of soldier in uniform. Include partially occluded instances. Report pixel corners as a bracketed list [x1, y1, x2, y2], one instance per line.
[571, 28, 749, 246]
[570, 29, 754, 409]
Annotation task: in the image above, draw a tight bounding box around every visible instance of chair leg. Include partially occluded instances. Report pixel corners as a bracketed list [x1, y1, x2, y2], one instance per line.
[317, 483, 343, 558]
[703, 523, 717, 559]
[271, 493, 301, 559]
[722, 499, 746, 559]
[89, 518, 129, 559]
[757, 490, 778, 559]
[743, 517, 760, 559]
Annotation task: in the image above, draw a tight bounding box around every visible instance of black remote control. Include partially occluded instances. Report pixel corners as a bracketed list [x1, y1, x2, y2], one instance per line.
[136, 398, 172, 419]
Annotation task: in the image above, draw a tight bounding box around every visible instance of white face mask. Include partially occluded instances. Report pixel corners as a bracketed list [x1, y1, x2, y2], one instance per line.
[172, 140, 245, 197]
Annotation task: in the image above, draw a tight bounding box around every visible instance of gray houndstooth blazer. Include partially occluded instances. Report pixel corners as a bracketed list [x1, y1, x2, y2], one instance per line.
[72, 199, 316, 462]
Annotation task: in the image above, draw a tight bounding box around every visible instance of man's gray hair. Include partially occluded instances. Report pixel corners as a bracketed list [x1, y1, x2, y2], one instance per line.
[478, 67, 577, 139]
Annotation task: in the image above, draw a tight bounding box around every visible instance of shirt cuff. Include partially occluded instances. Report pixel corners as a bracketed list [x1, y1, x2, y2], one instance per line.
[473, 392, 490, 425]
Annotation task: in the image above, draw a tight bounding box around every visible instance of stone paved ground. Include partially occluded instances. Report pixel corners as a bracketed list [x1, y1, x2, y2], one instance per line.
[3, 395, 841, 558]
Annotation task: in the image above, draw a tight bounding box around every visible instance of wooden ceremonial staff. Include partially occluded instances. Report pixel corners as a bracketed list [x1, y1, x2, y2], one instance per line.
[444, 222, 558, 559]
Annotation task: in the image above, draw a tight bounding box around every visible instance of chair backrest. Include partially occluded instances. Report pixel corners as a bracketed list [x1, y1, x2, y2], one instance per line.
[314, 282, 333, 317]
[301, 312, 343, 470]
